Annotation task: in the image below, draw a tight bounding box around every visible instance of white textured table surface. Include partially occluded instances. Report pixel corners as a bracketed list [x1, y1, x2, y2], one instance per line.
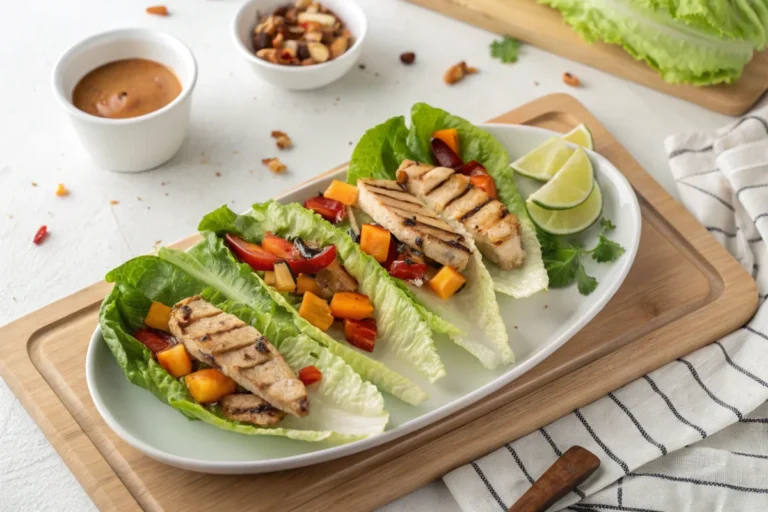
[0, 0, 743, 510]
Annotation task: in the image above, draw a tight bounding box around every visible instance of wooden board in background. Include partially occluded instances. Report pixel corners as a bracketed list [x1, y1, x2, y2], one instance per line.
[406, 0, 768, 116]
[0, 94, 757, 511]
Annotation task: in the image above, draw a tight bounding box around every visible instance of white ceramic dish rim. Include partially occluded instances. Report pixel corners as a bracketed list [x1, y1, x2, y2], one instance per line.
[85, 123, 642, 473]
[52, 28, 198, 126]
[231, 0, 367, 72]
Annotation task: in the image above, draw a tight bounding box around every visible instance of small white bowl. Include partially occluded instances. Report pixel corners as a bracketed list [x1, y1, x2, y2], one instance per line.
[53, 29, 197, 172]
[233, 0, 366, 90]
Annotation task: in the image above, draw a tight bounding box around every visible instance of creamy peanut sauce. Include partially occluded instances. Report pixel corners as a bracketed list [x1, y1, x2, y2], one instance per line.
[72, 59, 181, 119]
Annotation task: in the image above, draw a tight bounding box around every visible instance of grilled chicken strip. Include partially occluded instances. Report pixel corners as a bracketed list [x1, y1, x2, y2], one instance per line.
[396, 160, 525, 270]
[169, 296, 308, 417]
[220, 394, 285, 427]
[356, 178, 472, 271]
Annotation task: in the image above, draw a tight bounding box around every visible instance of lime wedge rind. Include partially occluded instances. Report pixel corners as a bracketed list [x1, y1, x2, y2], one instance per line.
[527, 148, 594, 210]
[510, 137, 573, 182]
[526, 184, 603, 236]
[562, 123, 593, 150]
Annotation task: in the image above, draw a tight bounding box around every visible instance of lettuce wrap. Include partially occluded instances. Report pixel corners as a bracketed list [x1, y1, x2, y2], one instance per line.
[101, 254, 389, 442]
[199, 202, 448, 382]
[347, 103, 548, 301]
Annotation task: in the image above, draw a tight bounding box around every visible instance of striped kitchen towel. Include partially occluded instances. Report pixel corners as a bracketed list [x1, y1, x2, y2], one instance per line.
[443, 107, 768, 512]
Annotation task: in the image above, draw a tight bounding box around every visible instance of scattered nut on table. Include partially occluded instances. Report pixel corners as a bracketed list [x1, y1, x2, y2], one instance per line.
[252, 1, 352, 67]
[443, 61, 478, 85]
[262, 157, 287, 174]
[271, 130, 293, 150]
[400, 52, 416, 65]
[563, 72, 580, 87]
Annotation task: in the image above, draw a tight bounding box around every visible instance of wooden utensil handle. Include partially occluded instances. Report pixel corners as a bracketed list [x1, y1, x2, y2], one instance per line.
[508, 446, 600, 512]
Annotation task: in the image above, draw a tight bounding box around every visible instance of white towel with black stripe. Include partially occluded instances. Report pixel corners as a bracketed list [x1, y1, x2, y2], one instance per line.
[443, 106, 768, 512]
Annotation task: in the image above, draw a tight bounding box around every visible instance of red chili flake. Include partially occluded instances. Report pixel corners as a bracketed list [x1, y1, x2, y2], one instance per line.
[33, 225, 48, 245]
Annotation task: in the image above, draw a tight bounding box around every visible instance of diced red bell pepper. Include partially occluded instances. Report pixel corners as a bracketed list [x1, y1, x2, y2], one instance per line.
[343, 318, 378, 352]
[470, 173, 498, 199]
[134, 328, 176, 353]
[384, 238, 399, 269]
[459, 160, 487, 176]
[262, 232, 300, 259]
[225, 233, 278, 271]
[287, 245, 337, 274]
[430, 137, 463, 169]
[32, 225, 48, 245]
[298, 365, 323, 386]
[388, 258, 428, 282]
[304, 196, 346, 223]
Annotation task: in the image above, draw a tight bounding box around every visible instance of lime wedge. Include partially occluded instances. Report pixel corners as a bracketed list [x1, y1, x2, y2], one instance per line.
[510, 137, 574, 182]
[527, 184, 603, 235]
[562, 123, 593, 150]
[527, 148, 594, 210]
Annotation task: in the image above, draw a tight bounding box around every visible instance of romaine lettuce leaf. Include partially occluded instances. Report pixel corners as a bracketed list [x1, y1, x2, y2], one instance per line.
[347, 116, 414, 185]
[162, 230, 428, 405]
[539, 0, 758, 85]
[200, 202, 446, 384]
[408, 251, 513, 368]
[101, 259, 388, 442]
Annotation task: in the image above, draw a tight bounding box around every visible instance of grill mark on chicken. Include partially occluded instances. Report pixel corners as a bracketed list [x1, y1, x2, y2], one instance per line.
[460, 198, 494, 222]
[170, 296, 308, 417]
[220, 394, 285, 427]
[424, 175, 453, 196]
[365, 186, 424, 205]
[444, 184, 472, 210]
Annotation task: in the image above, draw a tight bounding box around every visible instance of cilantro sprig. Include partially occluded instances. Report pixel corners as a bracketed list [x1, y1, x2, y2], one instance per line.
[490, 37, 522, 64]
[539, 218, 625, 295]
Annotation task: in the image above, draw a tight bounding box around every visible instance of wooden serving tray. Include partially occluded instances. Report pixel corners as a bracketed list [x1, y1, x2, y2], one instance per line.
[0, 94, 757, 511]
[406, 0, 768, 116]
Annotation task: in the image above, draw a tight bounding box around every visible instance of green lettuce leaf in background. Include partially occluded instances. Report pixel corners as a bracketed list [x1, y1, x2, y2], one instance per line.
[101, 256, 388, 442]
[201, 201, 446, 384]
[539, 0, 763, 85]
[162, 230, 429, 405]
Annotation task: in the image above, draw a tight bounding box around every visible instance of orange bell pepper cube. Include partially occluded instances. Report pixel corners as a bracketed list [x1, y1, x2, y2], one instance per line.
[185, 369, 237, 404]
[297, 274, 323, 296]
[432, 128, 460, 155]
[144, 301, 172, 332]
[470, 173, 498, 199]
[330, 292, 374, 320]
[324, 180, 359, 206]
[298, 292, 335, 331]
[156, 344, 193, 378]
[360, 224, 391, 263]
[428, 265, 467, 299]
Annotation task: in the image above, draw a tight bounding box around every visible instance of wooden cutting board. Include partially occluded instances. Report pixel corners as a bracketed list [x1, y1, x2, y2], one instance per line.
[0, 94, 757, 512]
[406, 0, 768, 116]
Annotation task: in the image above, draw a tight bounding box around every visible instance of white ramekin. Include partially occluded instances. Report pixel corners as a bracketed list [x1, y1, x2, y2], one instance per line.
[233, 0, 367, 90]
[53, 28, 197, 172]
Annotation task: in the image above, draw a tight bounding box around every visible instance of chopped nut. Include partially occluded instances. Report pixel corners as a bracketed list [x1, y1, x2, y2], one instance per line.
[285, 7, 299, 23]
[283, 40, 299, 53]
[298, 12, 335, 26]
[400, 52, 416, 64]
[272, 32, 284, 48]
[306, 2, 320, 14]
[262, 157, 287, 174]
[563, 72, 580, 87]
[215, 171, 222, 177]
[109, 200, 119, 205]
[330, 36, 349, 59]
[256, 48, 280, 64]
[271, 130, 293, 150]
[308, 42, 329, 63]
[255, 15, 283, 36]
[31, 182, 38, 187]
[301, 58, 314, 66]
[443, 61, 478, 85]
[146, 5, 169, 16]
[55, 184, 69, 197]
[305, 30, 323, 43]
[295, 0, 311, 8]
